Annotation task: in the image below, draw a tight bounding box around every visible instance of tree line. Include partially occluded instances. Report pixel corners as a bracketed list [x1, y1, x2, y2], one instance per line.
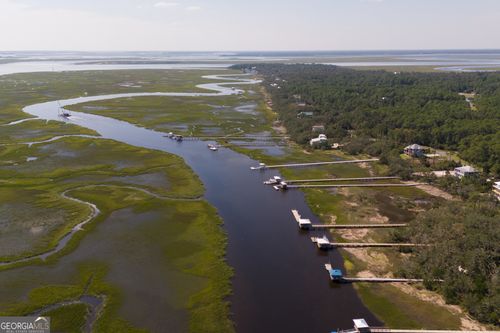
[233, 64, 500, 176]
[233, 63, 500, 325]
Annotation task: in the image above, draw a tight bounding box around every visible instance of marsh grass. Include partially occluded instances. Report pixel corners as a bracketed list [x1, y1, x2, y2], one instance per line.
[0, 69, 239, 331]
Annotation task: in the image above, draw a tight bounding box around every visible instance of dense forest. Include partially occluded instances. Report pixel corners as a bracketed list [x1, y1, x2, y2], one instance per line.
[234, 64, 500, 325]
[395, 202, 499, 325]
[233, 64, 500, 176]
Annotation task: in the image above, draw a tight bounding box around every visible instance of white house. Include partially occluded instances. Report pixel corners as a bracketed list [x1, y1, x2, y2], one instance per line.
[454, 166, 478, 178]
[404, 144, 424, 157]
[310, 134, 328, 147]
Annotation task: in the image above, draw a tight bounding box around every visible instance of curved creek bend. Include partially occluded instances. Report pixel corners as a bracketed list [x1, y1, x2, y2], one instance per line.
[16, 73, 379, 332]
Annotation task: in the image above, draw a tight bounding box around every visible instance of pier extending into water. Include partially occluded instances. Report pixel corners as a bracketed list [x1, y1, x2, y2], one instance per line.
[311, 224, 408, 229]
[184, 135, 289, 141]
[285, 176, 400, 184]
[336, 318, 494, 333]
[251, 158, 379, 170]
[291, 209, 408, 230]
[312, 236, 424, 249]
[324, 265, 428, 283]
[370, 327, 500, 333]
[288, 183, 419, 189]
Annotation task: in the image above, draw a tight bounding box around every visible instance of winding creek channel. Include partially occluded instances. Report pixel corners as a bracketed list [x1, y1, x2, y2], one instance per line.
[7, 72, 380, 332]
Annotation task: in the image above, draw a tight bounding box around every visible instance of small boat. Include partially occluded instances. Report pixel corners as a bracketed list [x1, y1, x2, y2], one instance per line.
[250, 163, 267, 170]
[208, 144, 219, 151]
[57, 101, 71, 118]
[263, 176, 282, 185]
[273, 182, 288, 191]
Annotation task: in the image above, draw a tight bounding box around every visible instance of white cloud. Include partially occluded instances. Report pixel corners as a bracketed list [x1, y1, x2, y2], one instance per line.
[186, 5, 201, 11]
[154, 2, 179, 8]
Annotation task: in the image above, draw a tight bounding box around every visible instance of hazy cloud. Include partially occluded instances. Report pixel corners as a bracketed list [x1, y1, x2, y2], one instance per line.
[154, 2, 179, 8]
[1, 0, 499, 51]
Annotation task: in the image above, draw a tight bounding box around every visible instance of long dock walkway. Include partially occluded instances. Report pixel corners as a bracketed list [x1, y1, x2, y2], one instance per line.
[324, 264, 428, 283]
[337, 318, 498, 333]
[313, 237, 425, 248]
[342, 277, 424, 283]
[292, 210, 408, 230]
[184, 136, 289, 141]
[331, 242, 424, 248]
[286, 176, 399, 184]
[370, 327, 500, 333]
[288, 183, 419, 189]
[312, 223, 407, 229]
[251, 158, 379, 170]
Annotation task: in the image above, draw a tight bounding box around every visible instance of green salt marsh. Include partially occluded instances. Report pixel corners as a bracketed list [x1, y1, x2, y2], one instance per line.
[0, 70, 237, 332]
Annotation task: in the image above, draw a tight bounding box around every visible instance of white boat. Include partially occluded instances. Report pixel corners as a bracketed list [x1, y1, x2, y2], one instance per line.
[263, 176, 282, 185]
[208, 144, 219, 151]
[250, 163, 267, 170]
[272, 182, 288, 191]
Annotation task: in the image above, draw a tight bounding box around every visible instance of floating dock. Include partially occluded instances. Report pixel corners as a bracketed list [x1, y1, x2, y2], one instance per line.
[312, 236, 425, 249]
[324, 265, 427, 283]
[250, 159, 379, 170]
[291, 209, 312, 229]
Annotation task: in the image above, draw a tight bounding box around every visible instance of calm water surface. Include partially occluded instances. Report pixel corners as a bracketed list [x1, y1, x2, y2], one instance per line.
[18, 74, 380, 332]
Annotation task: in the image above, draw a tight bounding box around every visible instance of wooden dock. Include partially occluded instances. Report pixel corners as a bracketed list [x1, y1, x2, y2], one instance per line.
[311, 223, 408, 229]
[312, 236, 424, 248]
[330, 243, 425, 248]
[251, 158, 379, 170]
[292, 210, 407, 230]
[288, 183, 419, 189]
[184, 136, 289, 141]
[341, 277, 425, 283]
[291, 209, 312, 229]
[337, 318, 497, 333]
[286, 176, 400, 184]
[370, 327, 500, 333]
[324, 264, 428, 283]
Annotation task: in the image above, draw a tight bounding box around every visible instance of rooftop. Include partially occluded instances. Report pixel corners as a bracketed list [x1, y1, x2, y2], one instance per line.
[353, 319, 369, 329]
[405, 144, 423, 150]
[455, 166, 477, 173]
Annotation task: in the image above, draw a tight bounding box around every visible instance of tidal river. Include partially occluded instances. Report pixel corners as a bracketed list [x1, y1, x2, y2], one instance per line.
[17, 72, 379, 332]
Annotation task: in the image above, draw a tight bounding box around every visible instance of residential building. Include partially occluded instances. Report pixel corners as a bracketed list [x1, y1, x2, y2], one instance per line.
[404, 144, 425, 157]
[454, 166, 478, 178]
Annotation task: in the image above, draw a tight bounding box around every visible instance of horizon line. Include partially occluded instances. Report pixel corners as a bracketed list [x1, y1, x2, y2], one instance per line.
[2, 48, 500, 53]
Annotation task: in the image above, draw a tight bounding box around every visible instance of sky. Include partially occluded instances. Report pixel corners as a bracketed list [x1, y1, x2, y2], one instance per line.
[1, 0, 500, 51]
